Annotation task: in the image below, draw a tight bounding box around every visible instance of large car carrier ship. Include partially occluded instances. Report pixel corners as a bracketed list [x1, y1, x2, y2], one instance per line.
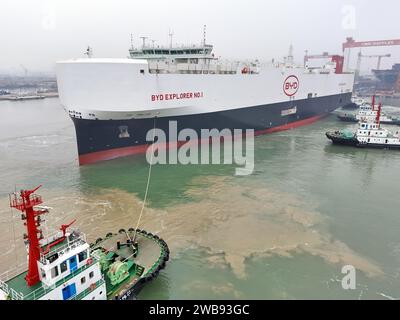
[56, 34, 355, 165]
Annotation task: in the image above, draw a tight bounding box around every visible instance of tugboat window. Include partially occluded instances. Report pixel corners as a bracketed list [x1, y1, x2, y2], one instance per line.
[89, 271, 94, 279]
[60, 261, 68, 273]
[78, 250, 88, 262]
[51, 266, 59, 278]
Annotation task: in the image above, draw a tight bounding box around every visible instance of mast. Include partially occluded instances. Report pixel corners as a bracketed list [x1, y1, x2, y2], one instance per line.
[168, 29, 174, 48]
[203, 24, 207, 46]
[140, 36, 148, 49]
[130, 33, 134, 50]
[376, 102, 382, 127]
[372, 94, 375, 111]
[9, 185, 47, 286]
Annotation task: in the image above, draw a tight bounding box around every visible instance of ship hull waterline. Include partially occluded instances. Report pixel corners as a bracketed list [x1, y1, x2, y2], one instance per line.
[71, 92, 352, 165]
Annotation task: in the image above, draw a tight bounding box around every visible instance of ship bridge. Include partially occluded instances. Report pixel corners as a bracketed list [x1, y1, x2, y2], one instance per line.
[129, 40, 259, 75]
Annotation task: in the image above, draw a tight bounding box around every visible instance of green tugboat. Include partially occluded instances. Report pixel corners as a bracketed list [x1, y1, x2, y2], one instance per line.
[0, 186, 169, 300]
[325, 129, 358, 146]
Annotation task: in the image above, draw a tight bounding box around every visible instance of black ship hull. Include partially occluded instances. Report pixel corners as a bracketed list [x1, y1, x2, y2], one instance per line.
[71, 92, 352, 165]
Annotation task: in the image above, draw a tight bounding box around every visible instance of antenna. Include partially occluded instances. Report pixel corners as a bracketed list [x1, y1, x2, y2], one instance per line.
[140, 36, 148, 49]
[203, 24, 207, 46]
[288, 44, 293, 59]
[151, 39, 156, 48]
[168, 29, 174, 48]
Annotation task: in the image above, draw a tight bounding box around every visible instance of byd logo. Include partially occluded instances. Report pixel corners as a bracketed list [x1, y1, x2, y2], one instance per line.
[283, 75, 299, 96]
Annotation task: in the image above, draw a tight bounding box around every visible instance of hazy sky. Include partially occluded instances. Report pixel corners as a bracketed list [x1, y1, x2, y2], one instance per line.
[1, 0, 400, 74]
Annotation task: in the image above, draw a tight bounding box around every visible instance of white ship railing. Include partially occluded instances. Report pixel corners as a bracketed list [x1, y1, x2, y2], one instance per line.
[0, 264, 27, 300]
[39, 231, 87, 265]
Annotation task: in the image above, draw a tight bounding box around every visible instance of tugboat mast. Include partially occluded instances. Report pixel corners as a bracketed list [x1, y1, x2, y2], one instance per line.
[9, 185, 46, 286]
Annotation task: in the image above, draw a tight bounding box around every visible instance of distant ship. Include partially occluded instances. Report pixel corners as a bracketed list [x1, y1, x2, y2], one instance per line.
[341, 96, 365, 110]
[374, 64, 400, 107]
[337, 102, 400, 125]
[56, 35, 354, 165]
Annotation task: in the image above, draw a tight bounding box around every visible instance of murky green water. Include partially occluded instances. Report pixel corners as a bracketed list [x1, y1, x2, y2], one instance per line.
[0, 98, 399, 299]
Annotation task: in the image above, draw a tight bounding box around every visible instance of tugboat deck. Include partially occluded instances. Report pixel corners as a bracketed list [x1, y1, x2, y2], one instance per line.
[91, 230, 166, 299]
[5, 271, 40, 298]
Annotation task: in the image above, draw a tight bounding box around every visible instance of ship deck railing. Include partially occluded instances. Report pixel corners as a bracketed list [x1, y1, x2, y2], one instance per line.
[39, 231, 87, 265]
[148, 63, 240, 75]
[0, 263, 28, 300]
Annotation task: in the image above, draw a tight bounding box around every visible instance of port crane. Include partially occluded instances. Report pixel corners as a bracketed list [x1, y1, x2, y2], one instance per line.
[355, 51, 391, 78]
[20, 64, 28, 77]
[342, 37, 400, 71]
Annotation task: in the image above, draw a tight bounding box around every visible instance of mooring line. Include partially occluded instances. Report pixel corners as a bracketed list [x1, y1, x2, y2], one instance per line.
[133, 117, 157, 243]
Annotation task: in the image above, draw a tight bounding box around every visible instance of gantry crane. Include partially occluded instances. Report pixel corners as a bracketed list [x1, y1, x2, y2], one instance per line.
[342, 37, 400, 71]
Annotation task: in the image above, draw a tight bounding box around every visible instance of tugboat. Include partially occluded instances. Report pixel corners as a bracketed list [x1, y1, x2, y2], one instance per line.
[337, 101, 400, 125]
[327, 100, 400, 149]
[0, 185, 169, 300]
[341, 96, 365, 110]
